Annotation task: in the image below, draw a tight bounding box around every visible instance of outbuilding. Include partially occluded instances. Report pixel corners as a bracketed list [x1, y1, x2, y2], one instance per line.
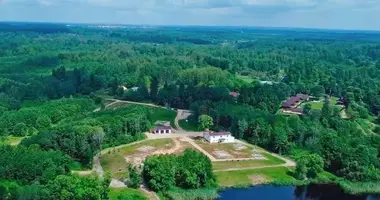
[203, 131, 235, 143]
[152, 126, 172, 134]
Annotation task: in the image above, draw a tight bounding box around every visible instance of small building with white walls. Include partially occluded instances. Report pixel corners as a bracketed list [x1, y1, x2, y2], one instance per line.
[152, 126, 172, 134]
[203, 131, 235, 143]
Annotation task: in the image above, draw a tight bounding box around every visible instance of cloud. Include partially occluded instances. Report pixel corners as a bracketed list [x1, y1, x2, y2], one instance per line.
[0, 0, 380, 30]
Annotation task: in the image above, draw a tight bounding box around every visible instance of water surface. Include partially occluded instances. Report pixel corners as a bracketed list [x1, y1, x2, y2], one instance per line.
[218, 184, 380, 200]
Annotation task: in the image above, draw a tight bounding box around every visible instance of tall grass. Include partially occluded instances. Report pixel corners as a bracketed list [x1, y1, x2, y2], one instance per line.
[338, 181, 380, 195]
[165, 187, 219, 200]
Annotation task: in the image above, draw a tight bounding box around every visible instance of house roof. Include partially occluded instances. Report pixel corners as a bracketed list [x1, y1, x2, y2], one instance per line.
[152, 126, 172, 131]
[206, 131, 231, 136]
[282, 94, 309, 108]
[229, 92, 239, 98]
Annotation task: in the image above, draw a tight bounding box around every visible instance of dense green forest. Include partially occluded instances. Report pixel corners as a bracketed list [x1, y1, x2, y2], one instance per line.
[1, 22, 380, 198]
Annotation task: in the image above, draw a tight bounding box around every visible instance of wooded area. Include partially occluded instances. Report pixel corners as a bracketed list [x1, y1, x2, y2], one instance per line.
[1, 22, 380, 198]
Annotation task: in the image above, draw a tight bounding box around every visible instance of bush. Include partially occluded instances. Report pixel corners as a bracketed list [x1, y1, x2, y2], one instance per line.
[143, 150, 216, 192]
[127, 166, 141, 188]
[36, 115, 52, 129]
[13, 123, 28, 136]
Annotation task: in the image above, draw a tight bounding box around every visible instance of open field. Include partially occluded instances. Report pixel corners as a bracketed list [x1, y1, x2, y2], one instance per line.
[300, 98, 344, 111]
[0, 136, 25, 146]
[195, 140, 259, 159]
[109, 188, 147, 200]
[100, 138, 195, 179]
[150, 108, 177, 128]
[100, 139, 174, 178]
[356, 118, 376, 134]
[237, 75, 256, 83]
[212, 152, 286, 171]
[178, 119, 199, 131]
[215, 167, 296, 187]
[330, 96, 339, 105]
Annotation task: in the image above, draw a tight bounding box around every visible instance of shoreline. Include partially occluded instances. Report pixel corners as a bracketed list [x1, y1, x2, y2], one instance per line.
[217, 177, 380, 196]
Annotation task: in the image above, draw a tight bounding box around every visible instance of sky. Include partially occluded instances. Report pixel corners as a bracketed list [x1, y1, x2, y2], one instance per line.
[0, 0, 380, 30]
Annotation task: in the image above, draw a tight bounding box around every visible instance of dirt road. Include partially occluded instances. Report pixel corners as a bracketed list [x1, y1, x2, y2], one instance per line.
[105, 99, 166, 109]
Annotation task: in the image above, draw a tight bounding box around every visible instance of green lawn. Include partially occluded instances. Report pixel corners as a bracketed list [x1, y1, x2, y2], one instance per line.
[237, 75, 256, 84]
[330, 96, 339, 105]
[0, 136, 25, 146]
[178, 119, 199, 131]
[356, 118, 375, 134]
[302, 102, 324, 110]
[212, 152, 286, 171]
[150, 108, 177, 128]
[109, 188, 147, 200]
[215, 167, 296, 187]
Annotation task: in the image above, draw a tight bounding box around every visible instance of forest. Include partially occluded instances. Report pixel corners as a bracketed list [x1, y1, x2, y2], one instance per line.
[1, 22, 380, 199]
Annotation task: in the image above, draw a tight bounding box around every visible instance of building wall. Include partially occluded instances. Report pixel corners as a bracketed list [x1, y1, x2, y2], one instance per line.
[154, 129, 172, 134]
[204, 134, 235, 143]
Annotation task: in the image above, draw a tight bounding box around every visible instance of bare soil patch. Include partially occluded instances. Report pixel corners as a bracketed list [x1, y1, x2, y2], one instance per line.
[249, 175, 268, 185]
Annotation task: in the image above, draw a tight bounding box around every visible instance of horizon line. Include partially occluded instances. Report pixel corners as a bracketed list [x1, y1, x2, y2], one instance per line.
[1, 20, 380, 33]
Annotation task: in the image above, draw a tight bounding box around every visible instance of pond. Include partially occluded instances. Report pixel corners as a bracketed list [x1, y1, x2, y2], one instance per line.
[218, 184, 380, 200]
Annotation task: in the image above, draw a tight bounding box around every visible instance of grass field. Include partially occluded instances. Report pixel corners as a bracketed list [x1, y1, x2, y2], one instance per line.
[178, 119, 199, 131]
[237, 75, 256, 84]
[215, 167, 296, 187]
[212, 152, 286, 171]
[195, 140, 255, 159]
[330, 96, 338, 105]
[0, 136, 25, 146]
[109, 188, 147, 200]
[150, 108, 177, 128]
[356, 118, 376, 134]
[100, 139, 173, 178]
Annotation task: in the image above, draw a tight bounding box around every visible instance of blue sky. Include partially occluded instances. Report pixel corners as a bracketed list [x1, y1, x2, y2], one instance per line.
[1, 0, 380, 30]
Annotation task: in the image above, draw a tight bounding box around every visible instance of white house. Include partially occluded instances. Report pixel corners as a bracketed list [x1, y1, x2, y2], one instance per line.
[131, 87, 139, 92]
[203, 131, 235, 143]
[152, 126, 172, 134]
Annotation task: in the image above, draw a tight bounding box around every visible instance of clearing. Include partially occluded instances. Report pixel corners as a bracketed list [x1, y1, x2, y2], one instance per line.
[195, 139, 263, 160]
[215, 167, 295, 187]
[109, 188, 148, 200]
[0, 136, 25, 146]
[100, 138, 193, 179]
[178, 119, 199, 131]
[212, 152, 286, 171]
[237, 75, 256, 83]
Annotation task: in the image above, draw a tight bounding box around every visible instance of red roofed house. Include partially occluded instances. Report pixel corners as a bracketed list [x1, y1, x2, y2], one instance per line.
[229, 92, 240, 98]
[203, 131, 235, 143]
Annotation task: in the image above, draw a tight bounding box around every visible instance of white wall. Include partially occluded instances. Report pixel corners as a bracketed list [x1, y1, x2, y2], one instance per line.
[204, 134, 235, 143]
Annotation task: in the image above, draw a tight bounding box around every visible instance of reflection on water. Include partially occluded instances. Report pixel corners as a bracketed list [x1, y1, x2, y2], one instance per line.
[218, 184, 380, 200]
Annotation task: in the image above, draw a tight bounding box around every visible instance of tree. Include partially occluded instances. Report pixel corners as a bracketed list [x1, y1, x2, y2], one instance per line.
[46, 175, 102, 200]
[198, 115, 213, 131]
[295, 154, 324, 180]
[303, 104, 312, 115]
[36, 115, 52, 129]
[101, 172, 111, 200]
[295, 159, 308, 180]
[128, 166, 141, 188]
[176, 149, 215, 189]
[13, 123, 28, 136]
[237, 119, 248, 139]
[311, 85, 325, 97]
[143, 154, 177, 192]
[150, 76, 159, 101]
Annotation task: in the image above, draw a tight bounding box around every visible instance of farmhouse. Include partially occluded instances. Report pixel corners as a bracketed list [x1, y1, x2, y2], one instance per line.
[203, 131, 235, 143]
[282, 93, 309, 109]
[229, 92, 239, 98]
[151, 126, 172, 134]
